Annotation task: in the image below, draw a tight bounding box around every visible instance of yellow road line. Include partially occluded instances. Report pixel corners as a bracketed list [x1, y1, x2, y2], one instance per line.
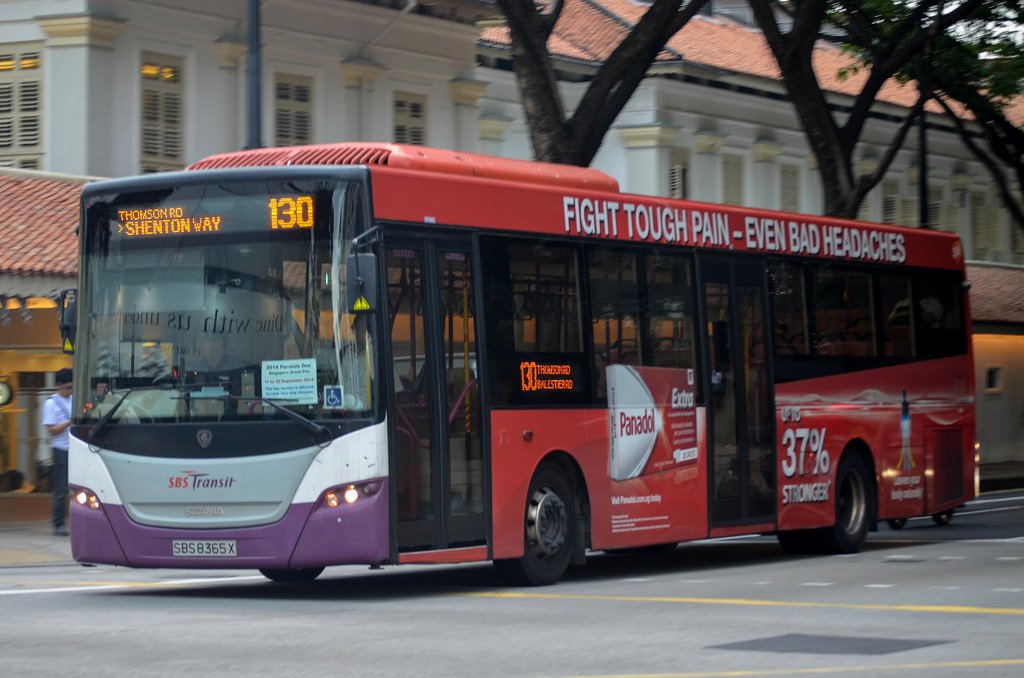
[554, 658, 1024, 678]
[473, 591, 1024, 616]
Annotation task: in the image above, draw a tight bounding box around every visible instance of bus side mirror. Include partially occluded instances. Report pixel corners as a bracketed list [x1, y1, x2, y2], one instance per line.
[346, 253, 377, 313]
[59, 290, 76, 354]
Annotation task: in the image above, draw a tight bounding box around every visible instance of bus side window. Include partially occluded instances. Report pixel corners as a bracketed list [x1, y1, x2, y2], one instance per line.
[880, 274, 915, 358]
[480, 237, 591, 406]
[767, 261, 809, 356]
[812, 266, 876, 357]
[645, 253, 697, 372]
[915, 273, 967, 358]
[588, 248, 641, 399]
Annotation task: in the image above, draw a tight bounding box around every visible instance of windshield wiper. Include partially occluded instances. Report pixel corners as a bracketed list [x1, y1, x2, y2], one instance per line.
[88, 382, 178, 440]
[220, 394, 333, 445]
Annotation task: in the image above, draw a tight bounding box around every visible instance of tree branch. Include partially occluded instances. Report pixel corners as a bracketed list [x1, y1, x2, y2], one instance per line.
[935, 95, 1024, 234]
[851, 95, 923, 213]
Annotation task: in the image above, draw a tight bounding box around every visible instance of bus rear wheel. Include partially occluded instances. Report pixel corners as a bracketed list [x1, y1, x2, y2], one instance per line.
[259, 567, 324, 583]
[824, 454, 871, 553]
[494, 462, 576, 586]
[932, 509, 954, 526]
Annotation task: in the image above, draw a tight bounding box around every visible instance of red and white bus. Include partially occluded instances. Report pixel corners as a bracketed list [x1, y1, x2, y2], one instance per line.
[69, 143, 976, 585]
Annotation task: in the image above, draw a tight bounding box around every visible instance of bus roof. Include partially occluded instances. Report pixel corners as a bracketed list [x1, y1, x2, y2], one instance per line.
[188, 142, 619, 193]
[187, 143, 964, 271]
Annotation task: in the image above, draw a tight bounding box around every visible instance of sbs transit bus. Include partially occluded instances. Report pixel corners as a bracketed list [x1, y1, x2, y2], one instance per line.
[69, 143, 976, 585]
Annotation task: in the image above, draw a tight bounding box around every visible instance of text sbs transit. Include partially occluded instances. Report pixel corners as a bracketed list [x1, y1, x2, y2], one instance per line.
[562, 196, 910, 264]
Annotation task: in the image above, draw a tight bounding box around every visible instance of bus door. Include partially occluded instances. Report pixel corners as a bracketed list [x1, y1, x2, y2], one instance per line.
[386, 236, 486, 552]
[699, 256, 775, 525]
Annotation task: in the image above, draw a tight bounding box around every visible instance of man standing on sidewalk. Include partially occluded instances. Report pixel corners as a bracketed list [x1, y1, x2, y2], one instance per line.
[42, 368, 73, 536]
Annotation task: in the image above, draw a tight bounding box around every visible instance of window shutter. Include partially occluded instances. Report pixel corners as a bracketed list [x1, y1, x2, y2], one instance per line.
[780, 165, 799, 213]
[668, 154, 688, 200]
[274, 74, 313, 146]
[140, 53, 184, 172]
[978, 207, 1004, 253]
[0, 45, 42, 166]
[881, 180, 899, 224]
[722, 154, 743, 206]
[394, 92, 427, 146]
[898, 198, 919, 227]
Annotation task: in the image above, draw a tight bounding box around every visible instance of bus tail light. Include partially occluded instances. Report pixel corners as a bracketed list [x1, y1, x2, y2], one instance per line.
[322, 482, 381, 508]
[974, 441, 981, 496]
[73, 487, 101, 510]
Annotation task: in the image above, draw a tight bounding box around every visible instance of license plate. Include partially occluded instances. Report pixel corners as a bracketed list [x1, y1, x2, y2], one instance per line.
[172, 540, 237, 557]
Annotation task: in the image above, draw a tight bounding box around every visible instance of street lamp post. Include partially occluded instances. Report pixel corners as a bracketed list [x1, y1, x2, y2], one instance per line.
[246, 0, 262, 150]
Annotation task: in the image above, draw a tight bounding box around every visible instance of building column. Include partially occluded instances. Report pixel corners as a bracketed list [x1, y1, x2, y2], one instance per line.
[752, 140, 782, 210]
[341, 60, 385, 140]
[37, 14, 124, 176]
[215, 39, 246, 152]
[616, 124, 678, 195]
[478, 115, 512, 157]
[450, 78, 488, 153]
[692, 131, 726, 204]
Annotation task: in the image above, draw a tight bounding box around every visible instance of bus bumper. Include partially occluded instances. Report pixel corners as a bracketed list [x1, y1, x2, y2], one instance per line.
[70, 478, 390, 570]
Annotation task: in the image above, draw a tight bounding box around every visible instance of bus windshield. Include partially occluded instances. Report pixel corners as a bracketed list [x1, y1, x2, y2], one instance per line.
[76, 176, 374, 423]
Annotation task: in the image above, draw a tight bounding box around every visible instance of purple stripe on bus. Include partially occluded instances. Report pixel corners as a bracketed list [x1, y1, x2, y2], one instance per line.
[71, 478, 390, 570]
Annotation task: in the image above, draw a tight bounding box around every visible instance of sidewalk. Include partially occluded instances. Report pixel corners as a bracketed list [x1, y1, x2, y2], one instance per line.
[0, 520, 73, 567]
[0, 493, 73, 567]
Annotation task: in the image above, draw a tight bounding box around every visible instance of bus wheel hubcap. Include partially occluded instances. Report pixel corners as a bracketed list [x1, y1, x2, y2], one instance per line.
[527, 486, 567, 556]
[841, 473, 866, 534]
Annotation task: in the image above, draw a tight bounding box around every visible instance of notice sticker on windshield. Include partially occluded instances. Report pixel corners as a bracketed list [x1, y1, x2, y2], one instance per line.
[261, 359, 318, 405]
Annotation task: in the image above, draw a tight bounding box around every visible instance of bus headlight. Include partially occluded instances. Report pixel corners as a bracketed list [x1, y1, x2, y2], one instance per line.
[322, 482, 381, 508]
[74, 489, 101, 510]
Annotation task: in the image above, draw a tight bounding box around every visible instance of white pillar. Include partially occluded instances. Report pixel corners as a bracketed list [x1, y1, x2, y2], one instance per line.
[616, 125, 678, 196]
[692, 131, 726, 204]
[450, 78, 488, 153]
[215, 39, 246, 153]
[478, 115, 512, 157]
[341, 60, 385, 141]
[37, 14, 124, 176]
[753, 140, 781, 210]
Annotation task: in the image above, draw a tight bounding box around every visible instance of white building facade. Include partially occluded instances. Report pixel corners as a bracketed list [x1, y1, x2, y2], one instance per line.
[0, 0, 488, 178]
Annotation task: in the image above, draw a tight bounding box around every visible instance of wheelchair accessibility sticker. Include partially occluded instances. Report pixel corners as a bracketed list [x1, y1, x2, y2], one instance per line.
[324, 385, 345, 410]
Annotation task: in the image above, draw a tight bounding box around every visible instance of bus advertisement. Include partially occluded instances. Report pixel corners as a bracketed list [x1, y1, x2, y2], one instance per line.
[68, 143, 976, 585]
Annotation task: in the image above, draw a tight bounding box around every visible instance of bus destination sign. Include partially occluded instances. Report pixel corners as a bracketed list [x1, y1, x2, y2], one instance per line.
[116, 207, 223, 238]
[520, 361, 577, 392]
[114, 195, 315, 239]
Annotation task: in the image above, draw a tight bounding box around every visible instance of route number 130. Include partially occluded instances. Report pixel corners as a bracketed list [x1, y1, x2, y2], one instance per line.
[269, 196, 314, 229]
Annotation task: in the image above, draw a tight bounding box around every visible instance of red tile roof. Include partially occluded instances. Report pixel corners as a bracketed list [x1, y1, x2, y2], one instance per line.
[967, 264, 1024, 325]
[0, 170, 87, 278]
[480, 3, 1018, 123]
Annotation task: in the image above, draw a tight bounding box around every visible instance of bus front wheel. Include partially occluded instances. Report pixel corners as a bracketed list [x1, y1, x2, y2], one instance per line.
[259, 567, 324, 583]
[824, 454, 871, 553]
[494, 462, 576, 587]
[932, 509, 954, 526]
